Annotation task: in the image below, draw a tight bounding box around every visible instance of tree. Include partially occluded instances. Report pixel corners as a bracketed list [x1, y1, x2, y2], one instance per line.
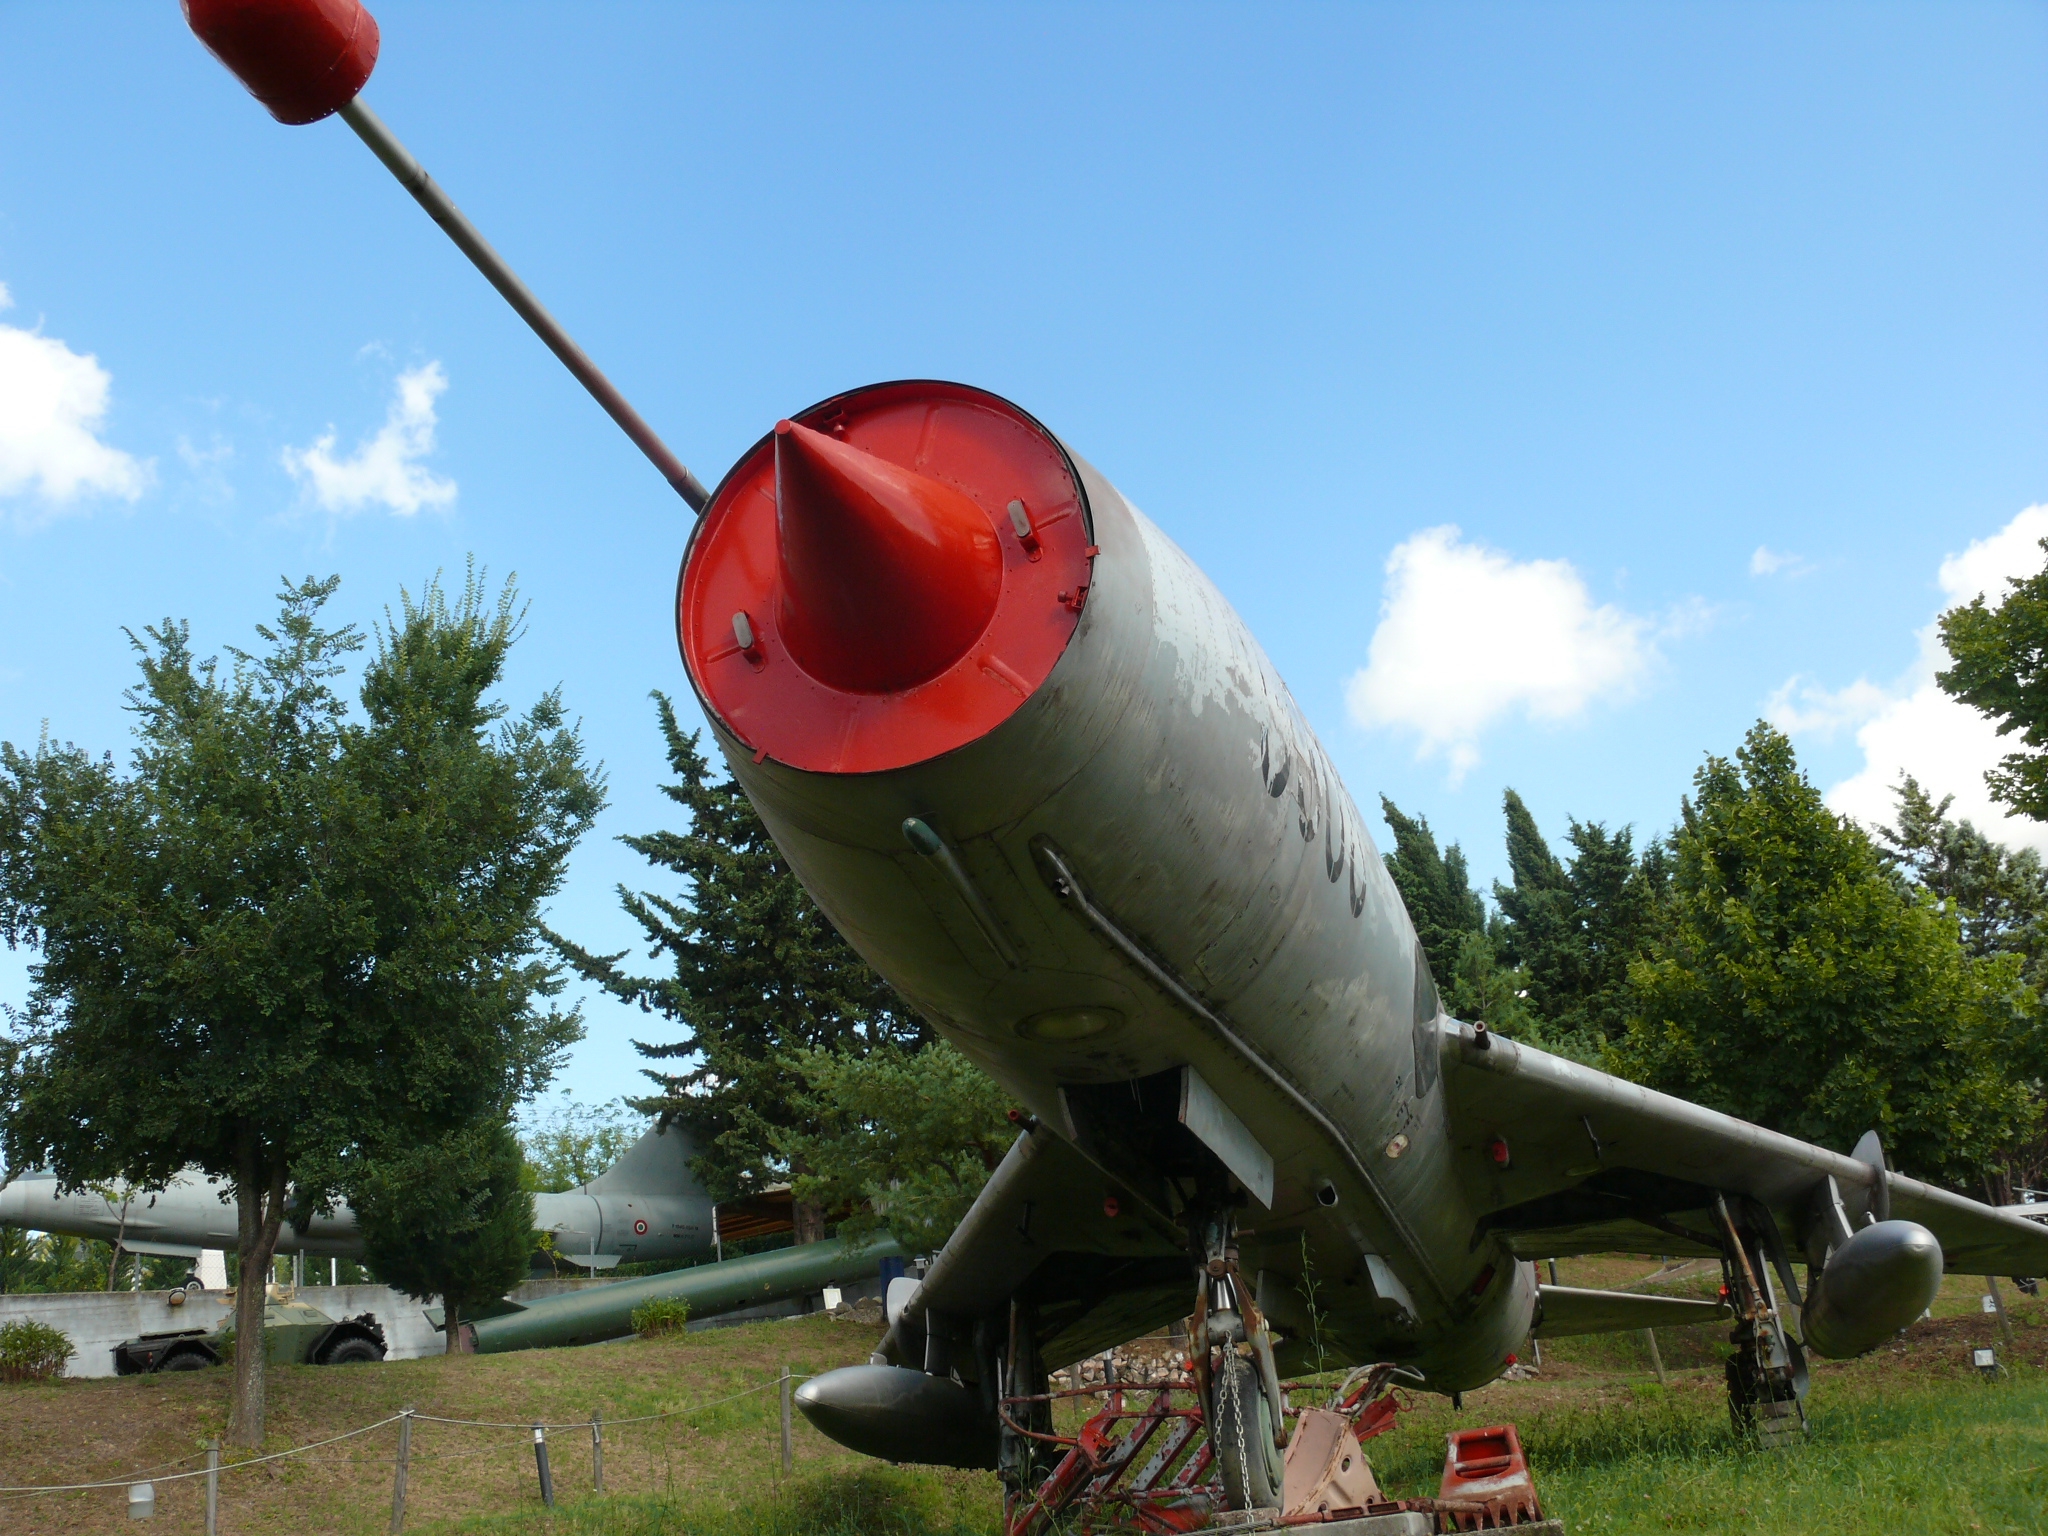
[549, 695, 923, 1240]
[521, 1094, 648, 1193]
[1379, 798, 1535, 1037]
[1494, 789, 1669, 1053]
[1879, 775, 2048, 987]
[353, 1121, 535, 1351]
[0, 574, 600, 1443]
[1939, 538, 2048, 819]
[1616, 723, 2039, 1185]
[778, 1040, 1015, 1253]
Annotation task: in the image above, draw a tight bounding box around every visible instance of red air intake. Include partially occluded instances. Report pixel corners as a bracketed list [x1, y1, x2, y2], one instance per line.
[680, 382, 1095, 775]
[184, 0, 379, 125]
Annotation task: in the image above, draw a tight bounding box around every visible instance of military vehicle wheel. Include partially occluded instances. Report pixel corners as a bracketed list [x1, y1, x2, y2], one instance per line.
[157, 1348, 213, 1372]
[1211, 1354, 1282, 1510]
[319, 1336, 383, 1366]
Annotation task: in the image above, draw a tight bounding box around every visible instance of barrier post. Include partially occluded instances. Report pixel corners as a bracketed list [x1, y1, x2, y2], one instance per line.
[780, 1366, 794, 1475]
[1642, 1329, 1667, 1386]
[592, 1410, 605, 1494]
[389, 1408, 414, 1533]
[205, 1438, 219, 1536]
[1983, 1275, 2016, 1352]
[533, 1423, 555, 1508]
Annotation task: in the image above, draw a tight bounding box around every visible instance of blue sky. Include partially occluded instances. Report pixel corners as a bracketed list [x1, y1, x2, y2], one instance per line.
[2, 3, 2043, 1108]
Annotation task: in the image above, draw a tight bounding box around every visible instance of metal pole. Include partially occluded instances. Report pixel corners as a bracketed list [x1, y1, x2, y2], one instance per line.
[780, 1366, 794, 1475]
[389, 1409, 413, 1534]
[1986, 1276, 2016, 1351]
[335, 98, 710, 513]
[533, 1424, 555, 1508]
[205, 1438, 219, 1536]
[1642, 1328, 1667, 1386]
[591, 1411, 605, 1495]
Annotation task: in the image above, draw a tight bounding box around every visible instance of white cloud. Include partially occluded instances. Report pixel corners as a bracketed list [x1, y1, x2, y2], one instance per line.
[282, 362, 457, 515]
[1344, 525, 1656, 783]
[1778, 505, 2048, 854]
[1750, 545, 1813, 578]
[0, 283, 151, 510]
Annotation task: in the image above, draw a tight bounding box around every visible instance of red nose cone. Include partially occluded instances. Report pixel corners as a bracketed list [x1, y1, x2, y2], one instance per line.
[184, 0, 380, 125]
[773, 421, 1002, 694]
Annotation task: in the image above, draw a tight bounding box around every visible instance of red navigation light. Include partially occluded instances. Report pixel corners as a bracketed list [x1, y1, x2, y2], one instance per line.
[184, 0, 380, 125]
[772, 420, 1002, 694]
[680, 382, 1094, 775]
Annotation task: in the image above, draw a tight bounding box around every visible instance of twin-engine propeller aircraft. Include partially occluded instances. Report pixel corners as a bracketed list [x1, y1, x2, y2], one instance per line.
[179, 0, 2048, 1520]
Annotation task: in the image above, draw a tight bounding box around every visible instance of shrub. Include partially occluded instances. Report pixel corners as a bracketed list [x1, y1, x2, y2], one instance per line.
[0, 1319, 75, 1382]
[632, 1297, 691, 1338]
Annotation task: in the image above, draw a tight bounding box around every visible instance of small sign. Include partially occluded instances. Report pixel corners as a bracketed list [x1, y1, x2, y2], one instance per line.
[822, 1286, 843, 1311]
[1973, 1347, 1997, 1370]
[1982, 1294, 1999, 1313]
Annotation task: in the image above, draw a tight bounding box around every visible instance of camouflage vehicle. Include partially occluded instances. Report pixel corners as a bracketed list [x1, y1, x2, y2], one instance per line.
[112, 1298, 386, 1374]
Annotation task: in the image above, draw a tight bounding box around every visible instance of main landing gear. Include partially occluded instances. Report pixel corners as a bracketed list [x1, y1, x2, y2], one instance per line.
[1714, 1193, 1808, 1448]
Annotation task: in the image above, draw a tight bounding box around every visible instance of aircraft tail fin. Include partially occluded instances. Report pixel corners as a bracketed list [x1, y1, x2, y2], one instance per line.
[580, 1120, 707, 1199]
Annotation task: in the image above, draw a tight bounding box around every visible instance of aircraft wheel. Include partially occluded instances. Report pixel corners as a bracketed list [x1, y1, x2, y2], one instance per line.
[1211, 1353, 1282, 1510]
[319, 1336, 383, 1366]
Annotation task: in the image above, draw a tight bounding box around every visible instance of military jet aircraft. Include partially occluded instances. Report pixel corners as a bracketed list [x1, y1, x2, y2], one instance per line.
[176, 0, 2048, 1518]
[0, 1121, 714, 1273]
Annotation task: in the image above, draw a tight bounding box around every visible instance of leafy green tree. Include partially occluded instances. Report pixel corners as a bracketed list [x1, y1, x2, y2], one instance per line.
[520, 1094, 648, 1193]
[1494, 789, 1669, 1052]
[1939, 539, 2048, 819]
[354, 1121, 535, 1351]
[1379, 798, 1536, 1037]
[777, 1040, 1015, 1253]
[549, 696, 923, 1242]
[0, 574, 599, 1442]
[1616, 724, 2039, 1185]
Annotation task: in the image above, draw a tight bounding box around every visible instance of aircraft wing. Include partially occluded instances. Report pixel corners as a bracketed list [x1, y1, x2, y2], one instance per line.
[878, 1124, 1188, 1371]
[1442, 1022, 2048, 1277]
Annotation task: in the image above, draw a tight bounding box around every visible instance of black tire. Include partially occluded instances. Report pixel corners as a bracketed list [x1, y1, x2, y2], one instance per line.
[157, 1349, 213, 1373]
[1211, 1354, 1282, 1511]
[319, 1336, 383, 1366]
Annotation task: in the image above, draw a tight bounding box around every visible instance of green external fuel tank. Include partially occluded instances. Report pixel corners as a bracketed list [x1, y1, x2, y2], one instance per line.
[466, 1232, 905, 1354]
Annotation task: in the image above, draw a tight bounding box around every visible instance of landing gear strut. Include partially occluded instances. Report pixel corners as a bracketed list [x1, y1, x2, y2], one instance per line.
[1187, 1209, 1287, 1510]
[1715, 1194, 1808, 1447]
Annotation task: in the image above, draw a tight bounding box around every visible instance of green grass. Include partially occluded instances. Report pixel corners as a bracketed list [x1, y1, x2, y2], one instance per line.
[4, 1262, 2044, 1534]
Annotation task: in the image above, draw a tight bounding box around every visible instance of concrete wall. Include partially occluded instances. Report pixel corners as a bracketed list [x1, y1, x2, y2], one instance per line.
[0, 1286, 446, 1378]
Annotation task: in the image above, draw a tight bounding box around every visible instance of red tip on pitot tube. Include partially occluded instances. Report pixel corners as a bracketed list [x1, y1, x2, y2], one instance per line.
[183, 0, 380, 125]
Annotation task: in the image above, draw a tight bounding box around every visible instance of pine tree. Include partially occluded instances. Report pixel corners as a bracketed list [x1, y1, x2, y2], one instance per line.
[1879, 775, 2048, 987]
[1494, 789, 1668, 1052]
[354, 1121, 535, 1352]
[548, 695, 924, 1240]
[1379, 797, 1533, 1036]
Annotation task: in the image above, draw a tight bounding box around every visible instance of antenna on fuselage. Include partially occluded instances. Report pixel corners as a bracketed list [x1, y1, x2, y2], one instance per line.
[182, 0, 712, 513]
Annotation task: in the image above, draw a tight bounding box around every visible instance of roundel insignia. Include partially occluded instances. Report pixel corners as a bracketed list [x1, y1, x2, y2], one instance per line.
[633, 1219, 649, 1236]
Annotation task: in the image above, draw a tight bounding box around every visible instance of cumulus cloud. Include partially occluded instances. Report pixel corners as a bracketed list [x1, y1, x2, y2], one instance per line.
[0, 282, 151, 510]
[1774, 505, 2048, 854]
[1344, 525, 1656, 783]
[282, 362, 457, 515]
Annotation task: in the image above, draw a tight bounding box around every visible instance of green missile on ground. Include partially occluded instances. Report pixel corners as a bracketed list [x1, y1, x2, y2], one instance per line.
[467, 1232, 905, 1354]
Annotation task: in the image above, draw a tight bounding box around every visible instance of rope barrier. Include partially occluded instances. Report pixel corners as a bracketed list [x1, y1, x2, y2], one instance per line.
[0, 1369, 805, 1498]
[0, 1414, 404, 1497]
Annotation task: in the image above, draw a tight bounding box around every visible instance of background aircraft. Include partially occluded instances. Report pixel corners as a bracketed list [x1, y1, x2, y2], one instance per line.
[0, 1120, 715, 1274]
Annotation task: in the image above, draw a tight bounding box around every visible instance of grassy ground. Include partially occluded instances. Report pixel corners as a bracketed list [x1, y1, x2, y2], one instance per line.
[1, 1260, 2042, 1534]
